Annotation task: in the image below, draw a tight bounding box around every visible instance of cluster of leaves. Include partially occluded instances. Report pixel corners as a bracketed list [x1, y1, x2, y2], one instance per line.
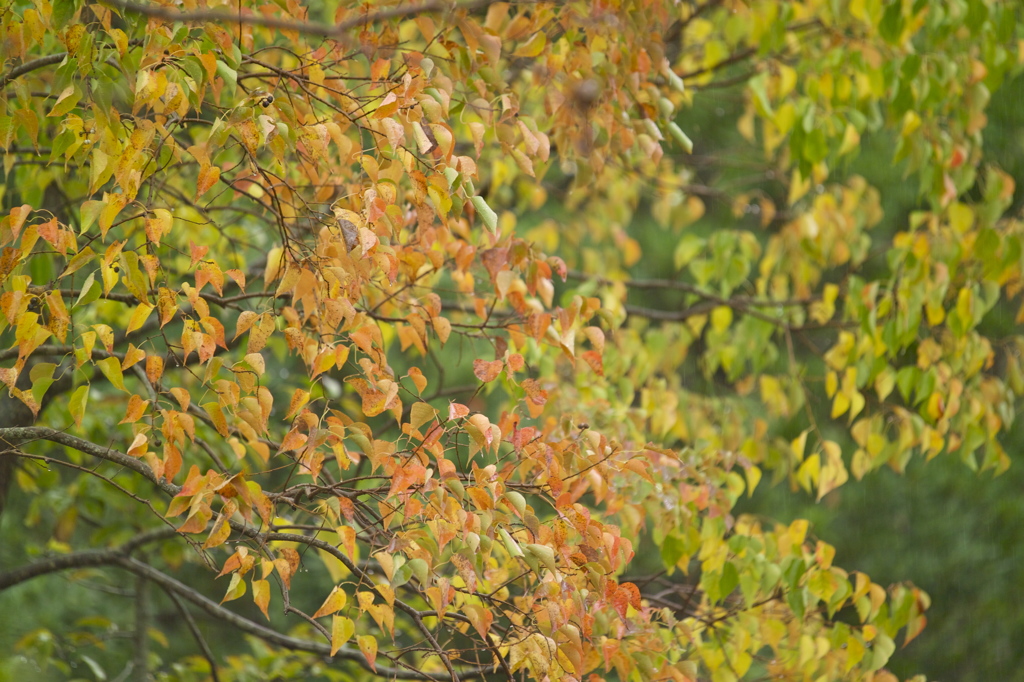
[0, 1, 1021, 681]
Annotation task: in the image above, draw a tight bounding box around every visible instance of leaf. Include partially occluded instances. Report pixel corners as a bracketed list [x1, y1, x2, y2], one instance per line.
[432, 316, 451, 345]
[196, 164, 220, 200]
[75, 273, 102, 308]
[285, 388, 310, 420]
[407, 366, 427, 393]
[471, 195, 498, 232]
[247, 313, 275, 353]
[127, 303, 154, 334]
[222, 573, 246, 603]
[127, 433, 148, 458]
[330, 615, 355, 656]
[47, 86, 80, 118]
[69, 385, 89, 428]
[204, 402, 230, 437]
[313, 585, 348, 618]
[667, 122, 694, 153]
[95, 357, 125, 391]
[252, 579, 271, 620]
[473, 358, 503, 382]
[410, 402, 437, 431]
[357, 634, 377, 671]
[119, 394, 149, 424]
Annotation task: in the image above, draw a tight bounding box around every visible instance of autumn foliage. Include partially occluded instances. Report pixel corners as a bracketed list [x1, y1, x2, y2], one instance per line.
[0, 0, 1022, 681]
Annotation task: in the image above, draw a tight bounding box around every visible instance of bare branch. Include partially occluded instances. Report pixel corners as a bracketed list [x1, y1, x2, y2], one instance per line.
[160, 587, 222, 682]
[0, 53, 67, 90]
[0, 426, 180, 496]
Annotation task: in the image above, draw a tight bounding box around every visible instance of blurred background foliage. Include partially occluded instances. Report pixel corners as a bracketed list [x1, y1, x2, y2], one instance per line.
[662, 68, 1024, 682]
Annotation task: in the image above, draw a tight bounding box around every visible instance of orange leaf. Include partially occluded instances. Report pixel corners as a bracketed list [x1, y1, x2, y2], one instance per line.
[336, 525, 357, 558]
[119, 394, 149, 424]
[619, 582, 642, 610]
[448, 402, 470, 420]
[169, 387, 190, 411]
[189, 241, 209, 269]
[473, 359, 504, 382]
[8, 204, 31, 240]
[274, 548, 300, 589]
[145, 354, 164, 383]
[407, 366, 427, 393]
[196, 164, 220, 200]
[278, 428, 307, 453]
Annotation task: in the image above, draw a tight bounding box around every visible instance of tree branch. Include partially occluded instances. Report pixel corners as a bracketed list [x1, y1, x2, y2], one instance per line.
[0, 53, 67, 91]
[0, 426, 180, 497]
[102, 0, 492, 39]
[160, 587, 222, 682]
[134, 572, 151, 682]
[0, 548, 489, 680]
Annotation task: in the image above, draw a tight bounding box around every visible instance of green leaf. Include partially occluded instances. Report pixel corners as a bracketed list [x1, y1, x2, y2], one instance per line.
[660, 532, 687, 573]
[74, 273, 102, 308]
[95, 357, 126, 391]
[471, 195, 498, 232]
[869, 633, 896, 671]
[51, 0, 76, 30]
[69, 385, 89, 428]
[879, 1, 904, 43]
[667, 122, 694, 153]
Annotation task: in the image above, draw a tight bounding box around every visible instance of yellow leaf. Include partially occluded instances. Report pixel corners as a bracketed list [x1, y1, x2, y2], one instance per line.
[95, 356, 126, 391]
[285, 388, 310, 420]
[513, 32, 546, 58]
[330, 616, 354, 656]
[313, 585, 348, 619]
[409, 402, 437, 431]
[221, 573, 246, 603]
[796, 453, 820, 493]
[791, 429, 810, 462]
[838, 123, 860, 155]
[127, 433, 148, 458]
[432, 316, 451, 345]
[252, 579, 270, 620]
[711, 306, 732, 332]
[745, 465, 762, 496]
[247, 313, 275, 353]
[69, 385, 89, 428]
[831, 391, 850, 418]
[204, 402, 230, 437]
[122, 344, 146, 370]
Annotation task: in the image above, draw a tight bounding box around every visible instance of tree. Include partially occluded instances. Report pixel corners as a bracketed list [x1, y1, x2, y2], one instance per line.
[0, 0, 1021, 680]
